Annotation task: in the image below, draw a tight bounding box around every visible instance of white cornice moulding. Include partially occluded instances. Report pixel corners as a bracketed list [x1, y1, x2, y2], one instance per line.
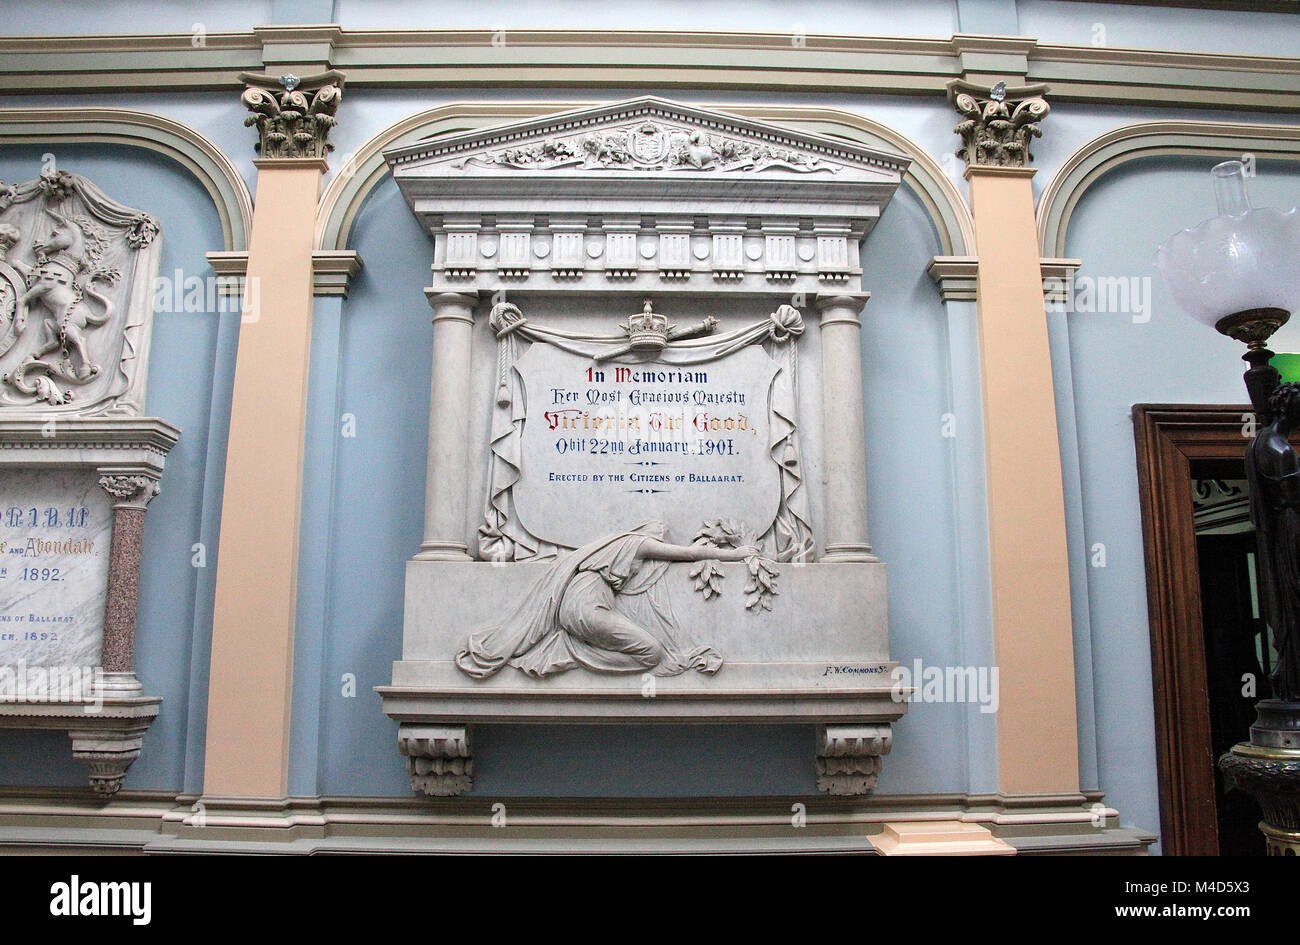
[927, 256, 1082, 302]
[205, 249, 363, 297]
[0, 787, 1157, 855]
[0, 30, 1296, 111]
[315, 102, 974, 259]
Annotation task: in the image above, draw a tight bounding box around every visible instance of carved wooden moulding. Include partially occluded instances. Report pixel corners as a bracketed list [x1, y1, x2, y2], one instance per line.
[379, 99, 910, 796]
[0, 168, 178, 796]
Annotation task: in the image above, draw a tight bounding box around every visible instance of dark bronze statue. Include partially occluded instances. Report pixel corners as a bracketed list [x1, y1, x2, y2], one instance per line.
[1245, 381, 1300, 702]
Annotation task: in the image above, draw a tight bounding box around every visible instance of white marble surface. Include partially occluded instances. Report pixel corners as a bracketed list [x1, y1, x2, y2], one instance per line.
[512, 342, 781, 548]
[401, 559, 892, 692]
[0, 468, 112, 668]
[466, 300, 831, 557]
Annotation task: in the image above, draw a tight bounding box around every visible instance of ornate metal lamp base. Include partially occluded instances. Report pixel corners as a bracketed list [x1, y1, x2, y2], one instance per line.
[1215, 307, 1291, 351]
[1220, 700, 1300, 856]
[1215, 307, 1293, 421]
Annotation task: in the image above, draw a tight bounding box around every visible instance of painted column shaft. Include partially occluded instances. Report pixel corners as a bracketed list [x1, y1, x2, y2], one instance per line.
[966, 165, 1079, 795]
[204, 158, 323, 798]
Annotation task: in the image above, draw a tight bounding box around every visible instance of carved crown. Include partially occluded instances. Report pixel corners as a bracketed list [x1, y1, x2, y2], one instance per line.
[623, 300, 670, 351]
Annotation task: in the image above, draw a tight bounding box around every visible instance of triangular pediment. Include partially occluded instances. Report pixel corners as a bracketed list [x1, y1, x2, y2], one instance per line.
[385, 97, 908, 183]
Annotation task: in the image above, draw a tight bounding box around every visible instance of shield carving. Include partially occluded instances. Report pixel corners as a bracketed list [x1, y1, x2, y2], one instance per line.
[628, 122, 670, 165]
[0, 259, 25, 359]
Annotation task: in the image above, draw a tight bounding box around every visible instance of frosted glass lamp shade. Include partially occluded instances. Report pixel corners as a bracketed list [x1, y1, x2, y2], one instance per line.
[1154, 206, 1300, 329]
[1155, 162, 1300, 331]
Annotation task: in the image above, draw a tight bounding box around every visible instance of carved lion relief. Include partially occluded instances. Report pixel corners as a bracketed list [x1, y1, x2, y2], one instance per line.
[0, 168, 161, 415]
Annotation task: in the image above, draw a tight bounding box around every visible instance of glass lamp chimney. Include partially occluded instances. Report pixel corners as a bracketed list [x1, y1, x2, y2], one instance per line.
[1211, 160, 1252, 216]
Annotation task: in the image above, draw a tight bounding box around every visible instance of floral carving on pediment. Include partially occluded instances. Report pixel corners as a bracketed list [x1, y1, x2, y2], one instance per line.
[452, 121, 841, 175]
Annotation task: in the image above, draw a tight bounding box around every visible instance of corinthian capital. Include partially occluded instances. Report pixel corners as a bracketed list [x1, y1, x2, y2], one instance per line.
[98, 473, 160, 509]
[239, 70, 345, 161]
[947, 80, 1050, 169]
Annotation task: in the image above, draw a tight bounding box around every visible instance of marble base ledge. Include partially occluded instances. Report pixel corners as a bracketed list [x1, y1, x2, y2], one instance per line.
[384, 557, 904, 797]
[0, 696, 160, 796]
[381, 691, 904, 798]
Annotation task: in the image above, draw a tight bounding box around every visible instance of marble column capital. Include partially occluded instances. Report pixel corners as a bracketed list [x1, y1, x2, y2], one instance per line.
[947, 79, 1050, 170]
[426, 291, 481, 324]
[96, 470, 161, 511]
[240, 69, 345, 164]
[814, 292, 871, 312]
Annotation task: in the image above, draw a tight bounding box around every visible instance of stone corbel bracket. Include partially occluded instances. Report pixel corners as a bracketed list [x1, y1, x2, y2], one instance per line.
[816, 723, 893, 796]
[0, 415, 178, 796]
[398, 725, 472, 796]
[393, 720, 900, 799]
[1, 699, 160, 797]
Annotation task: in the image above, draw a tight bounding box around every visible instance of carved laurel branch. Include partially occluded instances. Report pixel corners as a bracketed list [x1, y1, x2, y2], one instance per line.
[690, 519, 780, 612]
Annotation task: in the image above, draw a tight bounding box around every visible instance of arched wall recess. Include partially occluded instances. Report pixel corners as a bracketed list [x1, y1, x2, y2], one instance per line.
[0, 108, 253, 253]
[315, 102, 973, 257]
[1038, 120, 1300, 260]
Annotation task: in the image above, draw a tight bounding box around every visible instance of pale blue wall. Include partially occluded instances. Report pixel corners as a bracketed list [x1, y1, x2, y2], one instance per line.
[290, 171, 977, 797]
[4, 0, 1296, 842]
[290, 175, 429, 797]
[328, 0, 958, 34]
[1055, 153, 1300, 853]
[861, 187, 987, 795]
[0, 1, 273, 34]
[1019, 0, 1300, 57]
[0, 143, 235, 792]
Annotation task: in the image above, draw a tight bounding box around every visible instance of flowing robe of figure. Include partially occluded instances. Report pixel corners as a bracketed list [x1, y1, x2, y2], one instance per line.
[1246, 407, 1300, 702]
[455, 522, 723, 679]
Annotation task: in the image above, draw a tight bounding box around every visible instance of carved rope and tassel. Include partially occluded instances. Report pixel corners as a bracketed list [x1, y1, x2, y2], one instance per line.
[762, 304, 814, 562]
[478, 301, 551, 562]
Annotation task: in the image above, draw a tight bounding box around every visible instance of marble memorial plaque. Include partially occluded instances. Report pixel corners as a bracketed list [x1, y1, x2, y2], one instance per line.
[0, 469, 112, 668]
[384, 99, 908, 797]
[511, 342, 781, 548]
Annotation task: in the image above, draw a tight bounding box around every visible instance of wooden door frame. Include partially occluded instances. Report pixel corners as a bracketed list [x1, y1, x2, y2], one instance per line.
[1132, 403, 1260, 856]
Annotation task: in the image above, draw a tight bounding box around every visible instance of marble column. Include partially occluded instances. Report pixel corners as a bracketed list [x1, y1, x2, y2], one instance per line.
[96, 472, 160, 695]
[817, 293, 878, 562]
[417, 292, 479, 560]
